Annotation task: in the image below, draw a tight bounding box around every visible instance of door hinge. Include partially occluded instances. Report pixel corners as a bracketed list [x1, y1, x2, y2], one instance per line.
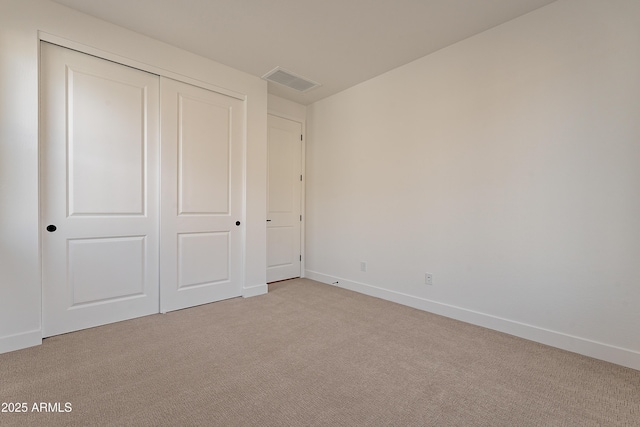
[300, 215, 302, 221]
[300, 175, 303, 181]
[301, 134, 303, 141]
[300, 255, 302, 261]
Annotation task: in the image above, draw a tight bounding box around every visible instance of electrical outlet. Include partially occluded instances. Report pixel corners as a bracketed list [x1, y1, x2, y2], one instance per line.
[360, 262, 367, 272]
[425, 273, 433, 285]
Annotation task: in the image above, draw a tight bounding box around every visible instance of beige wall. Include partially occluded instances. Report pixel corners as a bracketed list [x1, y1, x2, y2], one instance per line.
[0, 0, 267, 353]
[305, 0, 640, 370]
[268, 94, 307, 123]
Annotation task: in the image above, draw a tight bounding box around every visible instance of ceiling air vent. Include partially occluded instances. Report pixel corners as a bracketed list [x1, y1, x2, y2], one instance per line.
[262, 67, 320, 92]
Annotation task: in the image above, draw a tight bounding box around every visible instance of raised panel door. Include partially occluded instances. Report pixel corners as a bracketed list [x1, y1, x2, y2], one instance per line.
[267, 115, 302, 282]
[41, 42, 160, 336]
[160, 78, 244, 312]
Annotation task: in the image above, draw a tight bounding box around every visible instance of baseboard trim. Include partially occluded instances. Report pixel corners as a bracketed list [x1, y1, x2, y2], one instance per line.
[305, 270, 640, 371]
[0, 330, 42, 355]
[243, 284, 268, 298]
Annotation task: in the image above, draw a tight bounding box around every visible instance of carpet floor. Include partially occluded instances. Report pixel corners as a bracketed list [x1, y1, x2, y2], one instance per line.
[0, 278, 638, 426]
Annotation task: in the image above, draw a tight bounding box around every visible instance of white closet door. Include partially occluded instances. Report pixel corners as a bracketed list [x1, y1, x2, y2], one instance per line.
[160, 78, 244, 312]
[267, 115, 302, 283]
[41, 42, 160, 337]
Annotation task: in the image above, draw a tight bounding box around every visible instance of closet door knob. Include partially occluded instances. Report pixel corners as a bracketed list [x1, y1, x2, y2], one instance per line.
[235, 221, 241, 226]
[46, 225, 57, 232]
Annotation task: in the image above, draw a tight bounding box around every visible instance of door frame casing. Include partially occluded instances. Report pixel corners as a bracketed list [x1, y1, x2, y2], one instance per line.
[39, 32, 247, 102]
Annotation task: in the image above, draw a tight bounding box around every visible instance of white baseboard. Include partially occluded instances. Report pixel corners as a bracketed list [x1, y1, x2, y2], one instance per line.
[0, 330, 41, 355]
[305, 270, 640, 371]
[243, 284, 268, 298]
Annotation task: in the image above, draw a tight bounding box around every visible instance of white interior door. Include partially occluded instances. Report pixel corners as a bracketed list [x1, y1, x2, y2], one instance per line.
[160, 78, 244, 312]
[267, 115, 302, 283]
[41, 42, 160, 337]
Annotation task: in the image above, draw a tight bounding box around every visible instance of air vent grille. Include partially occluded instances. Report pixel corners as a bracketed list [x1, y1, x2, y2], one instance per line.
[262, 67, 320, 92]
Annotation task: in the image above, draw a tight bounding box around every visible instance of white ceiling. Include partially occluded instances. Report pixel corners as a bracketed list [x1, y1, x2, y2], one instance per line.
[51, 0, 557, 105]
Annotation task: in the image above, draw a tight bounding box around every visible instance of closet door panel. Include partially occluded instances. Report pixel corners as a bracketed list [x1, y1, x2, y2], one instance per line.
[41, 42, 160, 337]
[160, 78, 244, 312]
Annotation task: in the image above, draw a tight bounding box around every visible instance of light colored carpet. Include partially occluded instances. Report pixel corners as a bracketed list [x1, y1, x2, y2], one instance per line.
[0, 278, 638, 426]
